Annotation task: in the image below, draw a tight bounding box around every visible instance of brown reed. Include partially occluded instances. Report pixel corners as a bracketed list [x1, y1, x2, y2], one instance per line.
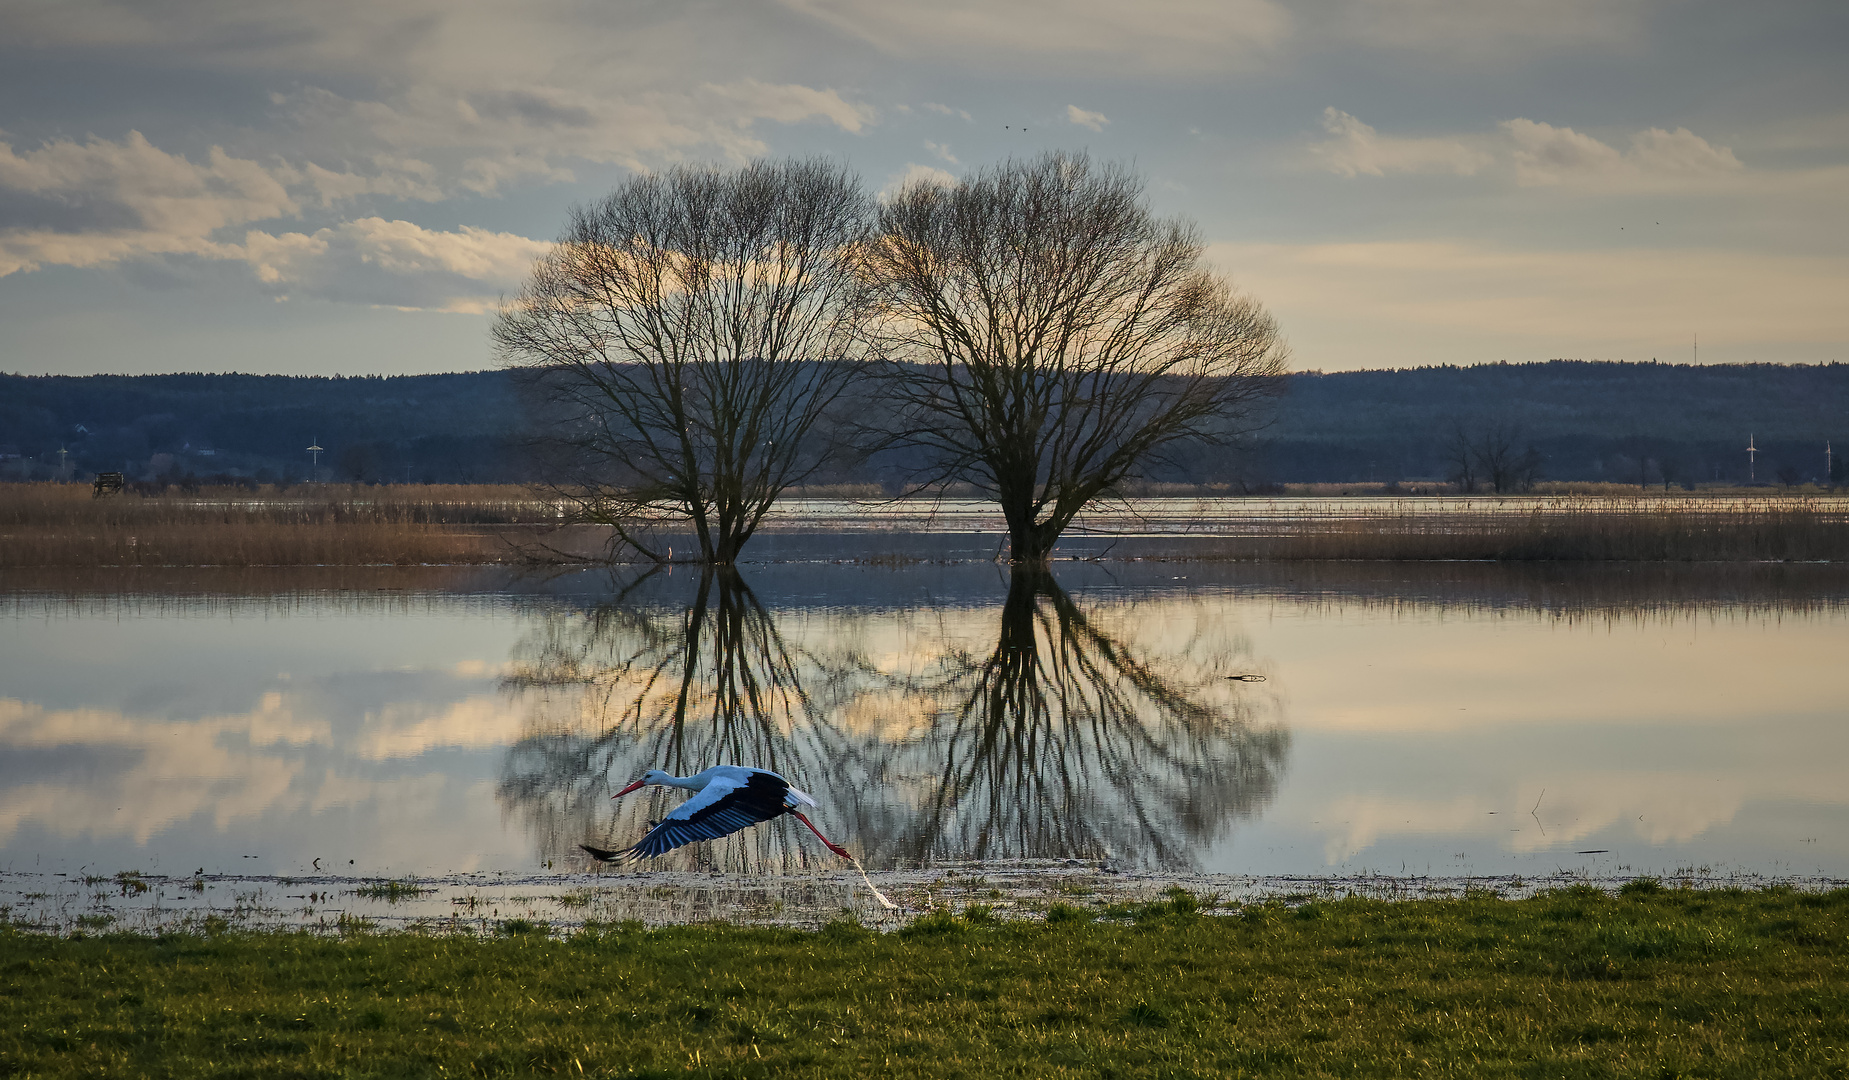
[0, 483, 610, 567]
[2, 483, 1844, 566]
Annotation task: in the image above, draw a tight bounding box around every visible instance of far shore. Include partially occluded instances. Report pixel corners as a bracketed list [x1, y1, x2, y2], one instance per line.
[2, 481, 1846, 567]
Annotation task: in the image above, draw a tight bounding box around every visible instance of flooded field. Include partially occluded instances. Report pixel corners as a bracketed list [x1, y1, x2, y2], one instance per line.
[3, 559, 1847, 930]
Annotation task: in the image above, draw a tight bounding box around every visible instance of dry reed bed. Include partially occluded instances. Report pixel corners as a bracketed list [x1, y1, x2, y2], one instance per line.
[0, 483, 550, 527]
[0, 483, 604, 567]
[2, 483, 1845, 565]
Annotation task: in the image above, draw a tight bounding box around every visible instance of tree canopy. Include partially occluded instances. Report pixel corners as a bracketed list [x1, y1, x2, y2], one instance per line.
[493, 158, 872, 564]
[860, 153, 1289, 561]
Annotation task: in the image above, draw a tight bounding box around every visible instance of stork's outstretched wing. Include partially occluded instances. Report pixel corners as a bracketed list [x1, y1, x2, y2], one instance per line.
[615, 770, 793, 860]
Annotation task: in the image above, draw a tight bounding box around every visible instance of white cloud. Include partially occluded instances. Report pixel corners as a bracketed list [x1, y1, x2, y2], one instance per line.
[923, 140, 959, 165]
[1066, 105, 1110, 133]
[922, 102, 974, 122]
[0, 131, 550, 310]
[0, 132, 299, 275]
[1504, 119, 1743, 187]
[0, 683, 523, 846]
[236, 218, 551, 312]
[0, 695, 321, 845]
[1309, 110, 1748, 192]
[0, 2, 883, 306]
[1308, 108, 1490, 178]
[879, 162, 958, 200]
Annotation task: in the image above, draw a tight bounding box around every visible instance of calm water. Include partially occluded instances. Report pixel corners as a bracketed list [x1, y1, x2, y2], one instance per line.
[3, 563, 1846, 885]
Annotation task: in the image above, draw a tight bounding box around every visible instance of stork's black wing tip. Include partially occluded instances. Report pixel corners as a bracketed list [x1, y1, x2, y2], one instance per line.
[579, 844, 622, 862]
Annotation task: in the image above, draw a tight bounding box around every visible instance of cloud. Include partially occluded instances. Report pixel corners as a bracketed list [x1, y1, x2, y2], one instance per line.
[778, 0, 1293, 74]
[0, 695, 320, 844]
[0, 132, 299, 275]
[275, 79, 876, 185]
[1503, 119, 1743, 187]
[777, 0, 1650, 74]
[0, 131, 549, 310]
[923, 140, 959, 164]
[1066, 105, 1110, 133]
[236, 218, 551, 312]
[922, 103, 974, 122]
[0, 663, 524, 846]
[879, 162, 958, 199]
[0, 3, 883, 306]
[1308, 108, 1490, 178]
[1309, 110, 1749, 192]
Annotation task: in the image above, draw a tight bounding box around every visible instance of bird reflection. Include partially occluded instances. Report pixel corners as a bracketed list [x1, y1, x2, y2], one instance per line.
[497, 567, 1288, 872]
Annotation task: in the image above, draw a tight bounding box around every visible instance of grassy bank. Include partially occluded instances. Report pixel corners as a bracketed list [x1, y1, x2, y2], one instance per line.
[3, 885, 1844, 1077]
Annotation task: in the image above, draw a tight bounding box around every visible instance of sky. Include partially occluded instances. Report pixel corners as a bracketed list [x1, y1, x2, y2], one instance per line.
[2, 0, 1846, 376]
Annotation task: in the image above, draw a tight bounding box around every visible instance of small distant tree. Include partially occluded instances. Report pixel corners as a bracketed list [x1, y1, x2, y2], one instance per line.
[494, 159, 873, 565]
[1442, 422, 1478, 493]
[337, 441, 382, 484]
[1447, 420, 1540, 494]
[1658, 455, 1684, 492]
[1476, 421, 1542, 494]
[861, 153, 1288, 563]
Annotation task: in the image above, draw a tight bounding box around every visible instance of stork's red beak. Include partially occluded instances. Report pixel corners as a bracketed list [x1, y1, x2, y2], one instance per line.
[612, 779, 646, 799]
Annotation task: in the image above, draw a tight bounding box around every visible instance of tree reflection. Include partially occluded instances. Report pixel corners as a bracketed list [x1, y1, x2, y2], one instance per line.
[853, 570, 1288, 868]
[497, 567, 867, 873]
[498, 567, 1288, 872]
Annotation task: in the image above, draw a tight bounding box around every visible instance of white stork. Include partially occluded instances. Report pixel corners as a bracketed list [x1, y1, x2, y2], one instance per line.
[579, 766, 852, 863]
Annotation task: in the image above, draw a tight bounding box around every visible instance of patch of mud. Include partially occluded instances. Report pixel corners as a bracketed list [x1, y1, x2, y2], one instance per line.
[5, 862, 1839, 937]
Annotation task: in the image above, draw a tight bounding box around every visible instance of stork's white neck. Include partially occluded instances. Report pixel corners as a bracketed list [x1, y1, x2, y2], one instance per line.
[660, 768, 721, 791]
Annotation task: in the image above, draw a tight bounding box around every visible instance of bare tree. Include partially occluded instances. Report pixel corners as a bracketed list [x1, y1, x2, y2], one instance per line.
[1658, 454, 1684, 492]
[1446, 420, 1541, 494]
[1442, 422, 1478, 493]
[497, 568, 871, 873]
[494, 159, 872, 565]
[861, 153, 1288, 563]
[881, 569, 1288, 868]
[1475, 421, 1543, 494]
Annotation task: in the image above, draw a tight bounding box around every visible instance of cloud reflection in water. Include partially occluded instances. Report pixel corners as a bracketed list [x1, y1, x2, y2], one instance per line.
[496, 568, 1289, 872]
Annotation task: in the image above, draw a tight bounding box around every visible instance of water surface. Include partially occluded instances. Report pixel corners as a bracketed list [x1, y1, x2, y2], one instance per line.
[3, 563, 1846, 888]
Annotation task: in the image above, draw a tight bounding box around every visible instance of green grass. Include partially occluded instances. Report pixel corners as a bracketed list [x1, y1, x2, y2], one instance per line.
[350, 878, 433, 903]
[2, 886, 1844, 1078]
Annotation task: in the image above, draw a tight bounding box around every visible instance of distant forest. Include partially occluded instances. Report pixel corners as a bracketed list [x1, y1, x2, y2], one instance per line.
[2, 361, 1845, 488]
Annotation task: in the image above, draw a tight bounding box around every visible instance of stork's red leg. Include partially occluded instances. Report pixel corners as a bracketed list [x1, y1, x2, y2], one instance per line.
[790, 811, 851, 859]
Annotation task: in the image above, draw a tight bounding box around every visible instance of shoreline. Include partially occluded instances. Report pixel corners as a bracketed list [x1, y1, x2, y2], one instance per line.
[9, 863, 1845, 938]
[8, 484, 1849, 570]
